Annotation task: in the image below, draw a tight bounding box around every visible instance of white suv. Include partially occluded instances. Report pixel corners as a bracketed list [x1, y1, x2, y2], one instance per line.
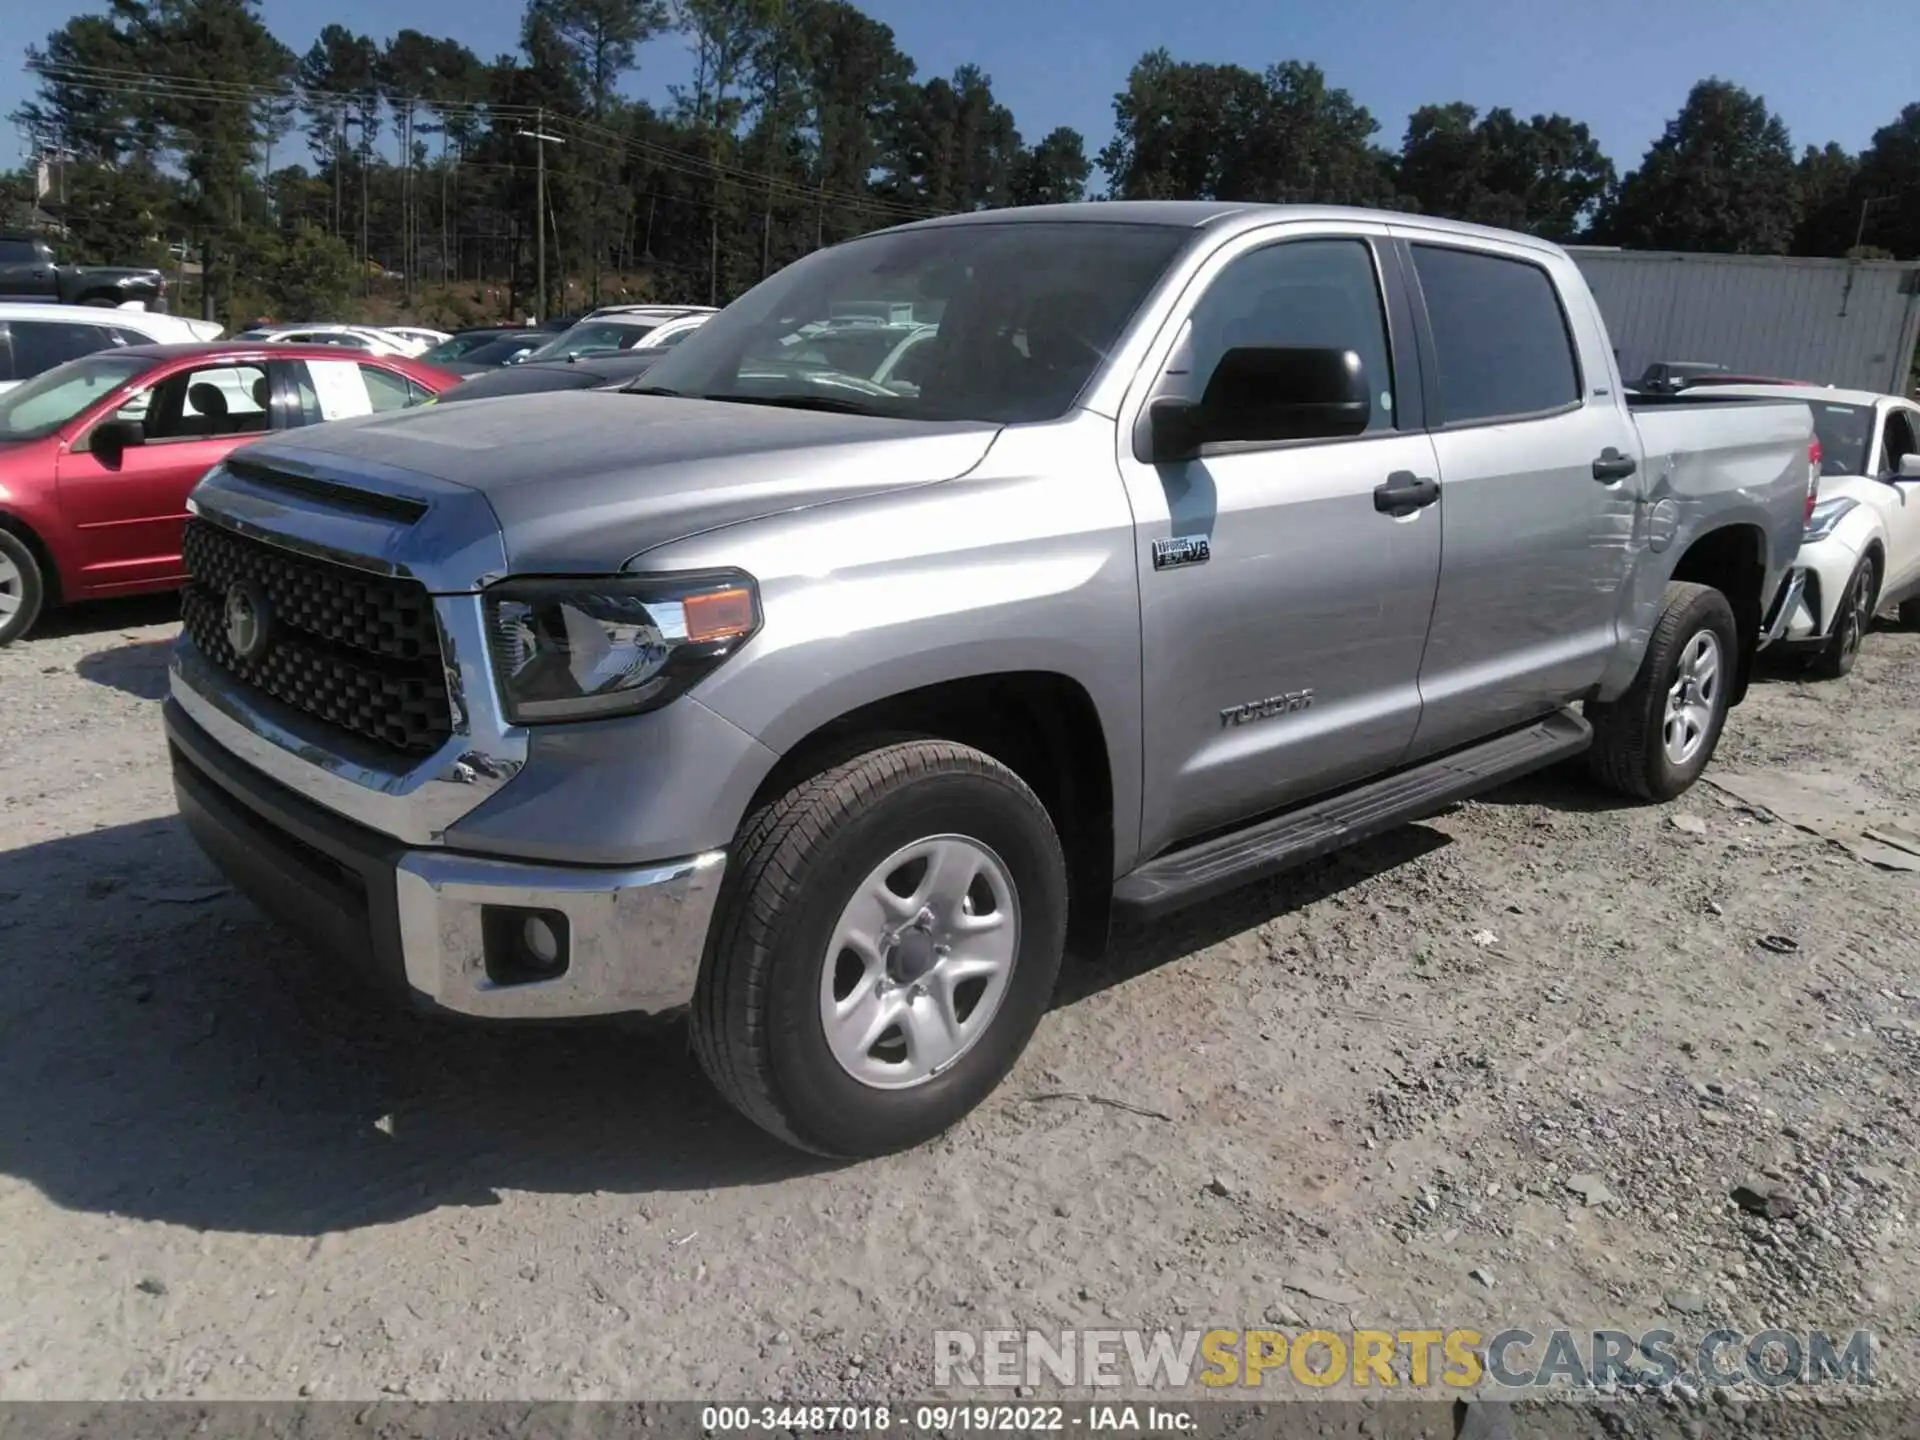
[0, 303, 224, 392]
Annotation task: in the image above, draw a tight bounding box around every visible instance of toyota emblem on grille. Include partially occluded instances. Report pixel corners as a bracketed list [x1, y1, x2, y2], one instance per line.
[223, 581, 274, 663]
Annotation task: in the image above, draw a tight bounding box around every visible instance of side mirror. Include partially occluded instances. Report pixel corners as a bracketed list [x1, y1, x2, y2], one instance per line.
[1899, 454, 1920, 480]
[1145, 346, 1371, 464]
[90, 419, 145, 467]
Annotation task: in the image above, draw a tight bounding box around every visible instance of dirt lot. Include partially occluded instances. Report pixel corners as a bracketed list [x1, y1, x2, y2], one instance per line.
[2, 597, 1917, 1408]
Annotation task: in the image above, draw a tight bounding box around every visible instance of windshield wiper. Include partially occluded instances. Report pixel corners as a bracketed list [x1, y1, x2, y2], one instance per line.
[697, 392, 887, 416]
[623, 383, 683, 396]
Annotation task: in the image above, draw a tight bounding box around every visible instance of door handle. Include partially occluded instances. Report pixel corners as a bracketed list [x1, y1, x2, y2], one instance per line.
[1592, 448, 1637, 483]
[1374, 471, 1439, 514]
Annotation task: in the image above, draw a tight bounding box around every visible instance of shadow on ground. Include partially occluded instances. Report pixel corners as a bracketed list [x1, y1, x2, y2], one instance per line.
[76, 638, 174, 700]
[0, 815, 832, 1237]
[25, 593, 179, 642]
[0, 804, 1474, 1236]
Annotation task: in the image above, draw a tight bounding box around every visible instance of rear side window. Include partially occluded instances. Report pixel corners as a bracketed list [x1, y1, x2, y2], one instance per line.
[10, 320, 117, 379]
[0, 238, 38, 263]
[359, 364, 430, 411]
[1411, 245, 1580, 424]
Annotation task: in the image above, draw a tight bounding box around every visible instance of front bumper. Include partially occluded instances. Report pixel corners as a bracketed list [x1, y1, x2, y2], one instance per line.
[166, 699, 725, 1019]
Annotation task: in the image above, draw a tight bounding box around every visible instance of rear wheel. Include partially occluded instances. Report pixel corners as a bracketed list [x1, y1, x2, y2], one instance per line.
[0, 530, 47, 647]
[1809, 553, 1876, 680]
[692, 739, 1068, 1157]
[1587, 582, 1738, 801]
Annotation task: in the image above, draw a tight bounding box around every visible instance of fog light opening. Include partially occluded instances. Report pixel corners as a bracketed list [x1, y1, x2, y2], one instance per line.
[482, 905, 571, 985]
[522, 914, 561, 967]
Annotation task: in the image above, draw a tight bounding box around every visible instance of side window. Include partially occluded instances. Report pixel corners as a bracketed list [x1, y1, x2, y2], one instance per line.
[1882, 409, 1919, 474]
[126, 364, 270, 441]
[1182, 238, 1397, 434]
[11, 320, 117, 379]
[359, 364, 426, 412]
[1411, 245, 1580, 424]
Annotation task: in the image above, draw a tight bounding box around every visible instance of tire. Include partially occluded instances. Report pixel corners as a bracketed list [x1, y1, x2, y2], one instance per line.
[0, 529, 47, 646]
[1808, 552, 1876, 680]
[1586, 581, 1738, 802]
[1899, 599, 1920, 630]
[692, 739, 1068, 1158]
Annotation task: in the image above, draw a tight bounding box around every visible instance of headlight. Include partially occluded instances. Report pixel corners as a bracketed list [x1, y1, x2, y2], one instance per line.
[1803, 496, 1859, 544]
[484, 571, 760, 724]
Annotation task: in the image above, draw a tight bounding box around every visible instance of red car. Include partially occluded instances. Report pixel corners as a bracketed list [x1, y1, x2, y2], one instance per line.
[0, 342, 458, 643]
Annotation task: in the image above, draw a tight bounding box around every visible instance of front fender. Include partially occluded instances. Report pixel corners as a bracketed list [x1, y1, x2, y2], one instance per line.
[1797, 506, 1882, 638]
[638, 412, 1146, 872]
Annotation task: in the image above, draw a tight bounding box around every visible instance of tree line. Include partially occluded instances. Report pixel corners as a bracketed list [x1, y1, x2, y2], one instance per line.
[7, 0, 1919, 329]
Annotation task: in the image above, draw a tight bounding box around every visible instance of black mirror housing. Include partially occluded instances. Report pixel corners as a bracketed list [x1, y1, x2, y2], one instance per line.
[89, 419, 145, 466]
[1143, 346, 1372, 463]
[1199, 346, 1371, 445]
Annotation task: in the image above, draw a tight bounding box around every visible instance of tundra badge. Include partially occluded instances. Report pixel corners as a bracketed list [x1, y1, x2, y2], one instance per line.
[1221, 690, 1314, 727]
[1152, 535, 1211, 570]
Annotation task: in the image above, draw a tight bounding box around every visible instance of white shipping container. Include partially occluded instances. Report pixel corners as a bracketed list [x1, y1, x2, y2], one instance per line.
[1568, 247, 1920, 396]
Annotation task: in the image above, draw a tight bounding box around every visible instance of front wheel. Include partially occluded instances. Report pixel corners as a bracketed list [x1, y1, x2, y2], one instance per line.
[691, 739, 1068, 1157]
[0, 530, 47, 646]
[1586, 582, 1738, 801]
[1808, 553, 1876, 680]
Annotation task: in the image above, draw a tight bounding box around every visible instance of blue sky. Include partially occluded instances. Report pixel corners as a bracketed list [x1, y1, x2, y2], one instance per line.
[6, 0, 1915, 181]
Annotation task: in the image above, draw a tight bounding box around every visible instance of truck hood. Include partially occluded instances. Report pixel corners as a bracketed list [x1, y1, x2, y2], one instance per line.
[221, 391, 1001, 580]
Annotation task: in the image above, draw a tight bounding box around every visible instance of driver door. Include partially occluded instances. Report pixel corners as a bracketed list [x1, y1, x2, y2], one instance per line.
[1877, 405, 1920, 596]
[56, 359, 276, 594]
[1113, 223, 1443, 858]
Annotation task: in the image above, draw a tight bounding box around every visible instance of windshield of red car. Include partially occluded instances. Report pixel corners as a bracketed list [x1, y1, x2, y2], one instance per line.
[0, 353, 148, 441]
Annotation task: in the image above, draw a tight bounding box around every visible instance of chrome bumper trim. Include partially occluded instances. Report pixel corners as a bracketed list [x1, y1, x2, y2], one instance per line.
[168, 592, 527, 847]
[394, 849, 726, 1018]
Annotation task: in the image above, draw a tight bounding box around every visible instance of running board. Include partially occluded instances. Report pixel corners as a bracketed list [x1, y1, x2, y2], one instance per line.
[1112, 710, 1593, 922]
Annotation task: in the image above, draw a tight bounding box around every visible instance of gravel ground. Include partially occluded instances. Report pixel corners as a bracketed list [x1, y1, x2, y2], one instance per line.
[2, 595, 1917, 1416]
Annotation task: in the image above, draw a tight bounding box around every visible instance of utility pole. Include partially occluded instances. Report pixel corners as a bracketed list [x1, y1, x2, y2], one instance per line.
[515, 110, 565, 322]
[1855, 196, 1894, 253]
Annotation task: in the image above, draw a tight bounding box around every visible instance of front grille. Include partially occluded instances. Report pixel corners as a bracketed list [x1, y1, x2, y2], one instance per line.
[181, 519, 453, 755]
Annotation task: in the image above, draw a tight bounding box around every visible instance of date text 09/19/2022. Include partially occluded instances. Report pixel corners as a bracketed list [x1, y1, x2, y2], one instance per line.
[698, 1404, 1196, 1433]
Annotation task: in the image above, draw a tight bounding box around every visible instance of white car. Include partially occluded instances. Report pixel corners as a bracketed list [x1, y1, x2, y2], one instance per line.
[1713, 383, 1920, 676]
[557, 305, 718, 354]
[231, 324, 419, 357]
[0, 303, 224, 392]
[379, 325, 452, 352]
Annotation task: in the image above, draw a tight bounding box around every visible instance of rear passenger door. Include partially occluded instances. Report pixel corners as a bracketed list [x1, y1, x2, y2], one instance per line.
[1395, 237, 1639, 761]
[1118, 222, 1444, 857]
[282, 357, 434, 424]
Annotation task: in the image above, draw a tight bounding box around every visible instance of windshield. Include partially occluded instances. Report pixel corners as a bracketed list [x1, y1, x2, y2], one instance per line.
[525, 320, 655, 363]
[0, 353, 148, 441]
[1811, 402, 1874, 477]
[639, 221, 1189, 423]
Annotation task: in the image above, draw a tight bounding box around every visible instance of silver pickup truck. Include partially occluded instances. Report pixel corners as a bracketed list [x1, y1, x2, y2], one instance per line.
[162, 203, 1818, 1156]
